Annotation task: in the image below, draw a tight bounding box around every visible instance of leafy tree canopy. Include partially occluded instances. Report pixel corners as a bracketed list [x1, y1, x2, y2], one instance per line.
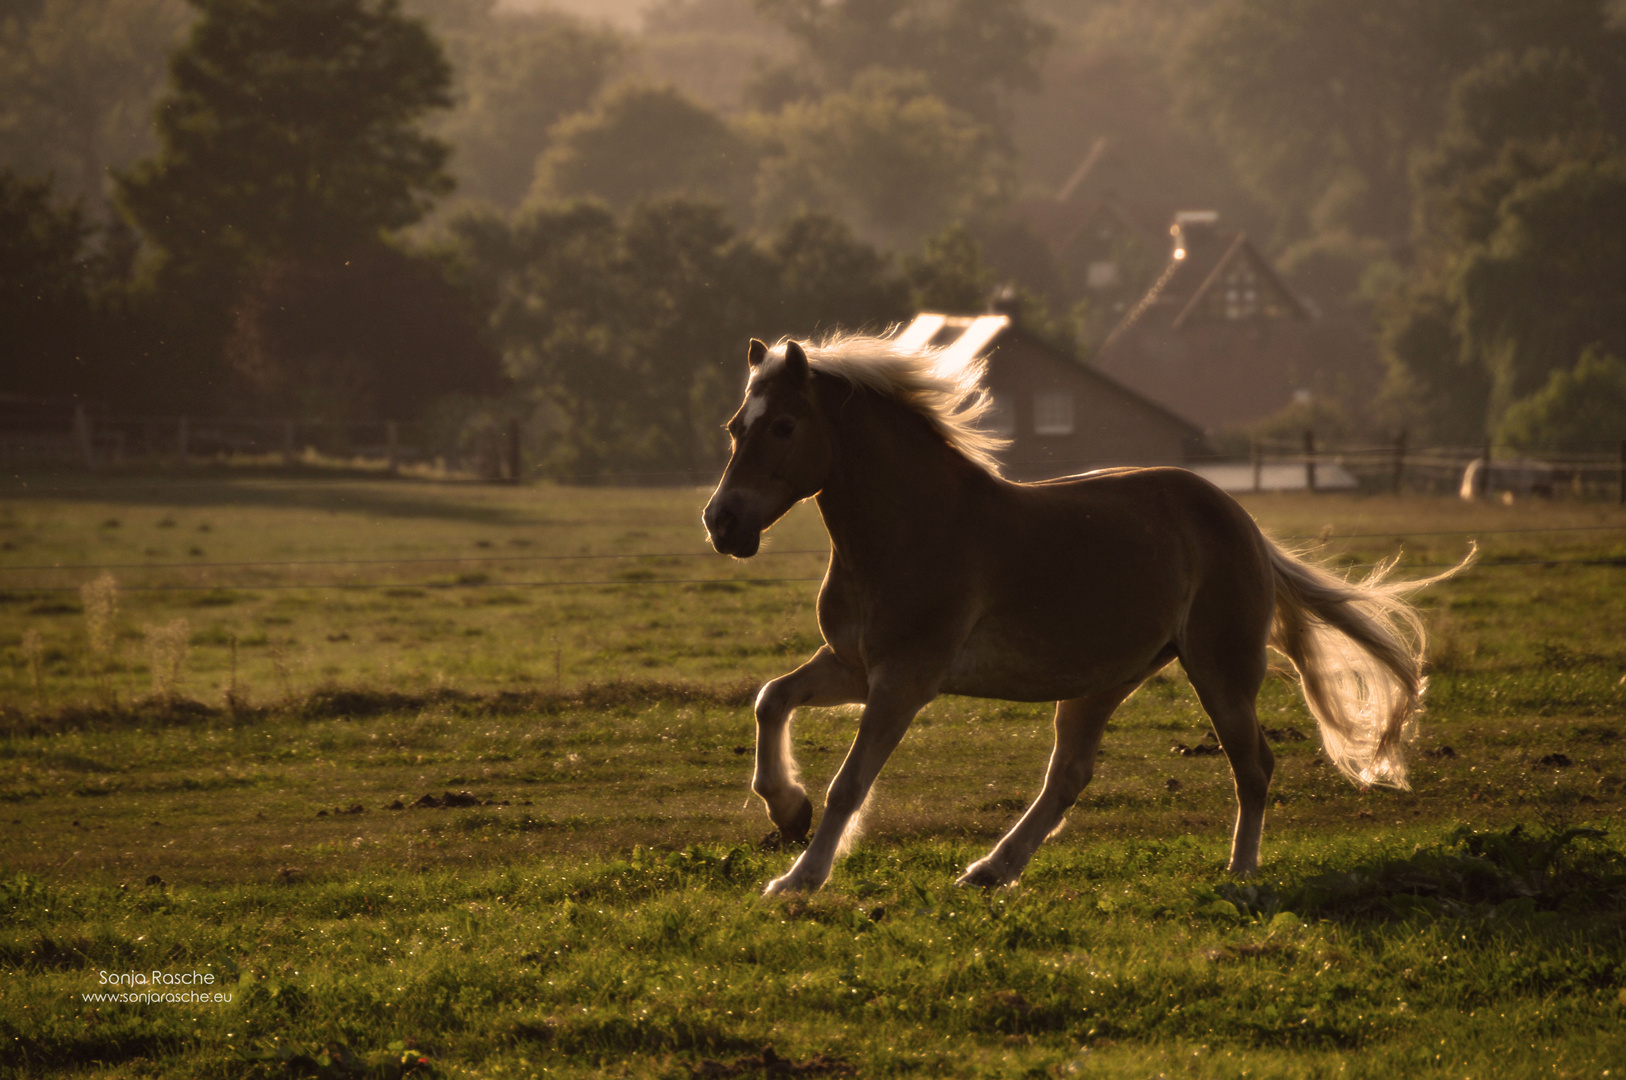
[226, 246, 501, 422]
[752, 0, 1052, 131]
[449, 196, 770, 477]
[117, 0, 454, 274]
[428, 6, 623, 209]
[902, 221, 990, 313]
[449, 198, 1034, 478]
[1415, 48, 1611, 252]
[1377, 32, 1626, 442]
[0, 0, 190, 213]
[0, 168, 97, 396]
[1452, 154, 1626, 417]
[765, 211, 909, 337]
[1175, 0, 1626, 245]
[1498, 347, 1626, 453]
[532, 83, 752, 219]
[753, 68, 1006, 247]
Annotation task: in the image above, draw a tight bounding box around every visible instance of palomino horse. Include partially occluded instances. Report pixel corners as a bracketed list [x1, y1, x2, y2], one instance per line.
[703, 334, 1466, 895]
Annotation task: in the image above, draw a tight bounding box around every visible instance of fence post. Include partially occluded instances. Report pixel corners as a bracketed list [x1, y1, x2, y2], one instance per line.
[72, 402, 96, 471]
[1391, 429, 1407, 495]
[282, 420, 296, 467]
[1480, 438, 1492, 498]
[386, 421, 399, 474]
[505, 417, 522, 483]
[177, 416, 189, 467]
[1303, 429, 1316, 494]
[1250, 439, 1262, 493]
[1619, 439, 1625, 506]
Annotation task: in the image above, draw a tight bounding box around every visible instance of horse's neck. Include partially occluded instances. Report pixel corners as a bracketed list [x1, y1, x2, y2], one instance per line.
[813, 382, 974, 567]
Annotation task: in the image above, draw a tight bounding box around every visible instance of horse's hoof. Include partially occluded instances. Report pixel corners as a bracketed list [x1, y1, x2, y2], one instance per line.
[955, 861, 1010, 890]
[781, 796, 813, 843]
[763, 872, 818, 896]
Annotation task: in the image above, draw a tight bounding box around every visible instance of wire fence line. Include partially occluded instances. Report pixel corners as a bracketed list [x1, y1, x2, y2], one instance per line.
[3, 412, 1623, 496]
[3, 554, 1622, 596]
[0, 524, 1619, 576]
[8, 576, 832, 594]
[0, 549, 832, 573]
[2, 524, 1620, 577]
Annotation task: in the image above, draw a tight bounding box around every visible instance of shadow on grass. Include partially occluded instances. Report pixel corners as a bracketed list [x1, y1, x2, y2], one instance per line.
[1, 471, 534, 525]
[1205, 824, 1626, 923]
[0, 679, 761, 738]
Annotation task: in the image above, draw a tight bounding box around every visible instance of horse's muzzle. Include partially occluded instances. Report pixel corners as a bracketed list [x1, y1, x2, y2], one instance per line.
[703, 501, 762, 558]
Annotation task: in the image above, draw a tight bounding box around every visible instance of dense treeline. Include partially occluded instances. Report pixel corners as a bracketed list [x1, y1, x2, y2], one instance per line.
[2, 0, 1625, 471]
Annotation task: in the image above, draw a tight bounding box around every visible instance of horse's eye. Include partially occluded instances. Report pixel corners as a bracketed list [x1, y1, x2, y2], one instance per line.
[769, 416, 796, 438]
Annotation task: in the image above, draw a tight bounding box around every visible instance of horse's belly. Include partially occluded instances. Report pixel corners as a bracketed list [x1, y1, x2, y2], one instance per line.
[940, 625, 1141, 702]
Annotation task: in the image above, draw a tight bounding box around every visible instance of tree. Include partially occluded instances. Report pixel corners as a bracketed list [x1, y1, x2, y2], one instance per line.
[431, 7, 623, 209]
[1452, 155, 1626, 419]
[902, 221, 992, 312]
[118, 0, 453, 273]
[1174, 0, 1626, 244]
[1498, 347, 1626, 453]
[752, 69, 1007, 247]
[1376, 286, 1489, 445]
[532, 83, 753, 219]
[0, 169, 97, 395]
[450, 198, 767, 478]
[449, 200, 629, 476]
[1414, 48, 1610, 252]
[1379, 41, 1625, 441]
[761, 211, 910, 338]
[225, 247, 501, 422]
[752, 0, 1052, 131]
[113, 0, 457, 412]
[618, 199, 777, 470]
[450, 196, 924, 478]
[0, 0, 190, 213]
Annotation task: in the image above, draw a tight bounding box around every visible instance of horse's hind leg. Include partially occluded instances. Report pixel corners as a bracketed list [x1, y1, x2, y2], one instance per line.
[1181, 629, 1274, 876]
[753, 646, 867, 841]
[958, 684, 1133, 888]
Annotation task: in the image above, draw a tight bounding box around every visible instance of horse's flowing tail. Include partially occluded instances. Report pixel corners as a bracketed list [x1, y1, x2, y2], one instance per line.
[1266, 541, 1474, 790]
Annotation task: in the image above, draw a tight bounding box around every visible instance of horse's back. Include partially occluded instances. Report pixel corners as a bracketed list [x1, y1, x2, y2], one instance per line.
[1003, 466, 1266, 562]
[939, 466, 1272, 700]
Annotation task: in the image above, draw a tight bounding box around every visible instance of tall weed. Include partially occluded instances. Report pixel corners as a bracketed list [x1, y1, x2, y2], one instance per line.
[21, 627, 45, 706]
[143, 617, 191, 702]
[79, 572, 119, 706]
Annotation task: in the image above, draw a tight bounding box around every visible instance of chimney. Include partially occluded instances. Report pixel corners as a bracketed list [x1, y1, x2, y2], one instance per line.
[1170, 210, 1220, 262]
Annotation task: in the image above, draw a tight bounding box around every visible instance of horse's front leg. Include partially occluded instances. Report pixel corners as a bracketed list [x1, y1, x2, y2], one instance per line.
[753, 646, 868, 841]
[766, 664, 937, 895]
[958, 685, 1131, 888]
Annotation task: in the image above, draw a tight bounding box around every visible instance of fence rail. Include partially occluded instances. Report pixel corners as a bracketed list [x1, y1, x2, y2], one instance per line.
[0, 401, 524, 481]
[3, 401, 1624, 501]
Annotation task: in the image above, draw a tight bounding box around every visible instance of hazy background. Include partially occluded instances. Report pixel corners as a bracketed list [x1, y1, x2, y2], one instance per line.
[4, 0, 1625, 478]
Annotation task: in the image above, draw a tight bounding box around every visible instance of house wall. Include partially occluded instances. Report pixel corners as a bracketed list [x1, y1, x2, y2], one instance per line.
[982, 334, 1200, 479]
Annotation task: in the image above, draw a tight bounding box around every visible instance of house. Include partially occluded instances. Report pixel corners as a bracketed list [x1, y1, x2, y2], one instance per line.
[897, 311, 1209, 480]
[1011, 142, 1171, 346]
[1090, 211, 1325, 431]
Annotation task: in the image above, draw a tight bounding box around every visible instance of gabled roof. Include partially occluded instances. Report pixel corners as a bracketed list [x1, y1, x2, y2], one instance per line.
[1098, 215, 1309, 355]
[899, 313, 1206, 440]
[1013, 192, 1163, 263]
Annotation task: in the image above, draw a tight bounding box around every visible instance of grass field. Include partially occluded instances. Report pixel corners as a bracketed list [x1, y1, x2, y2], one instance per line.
[2, 469, 1625, 1078]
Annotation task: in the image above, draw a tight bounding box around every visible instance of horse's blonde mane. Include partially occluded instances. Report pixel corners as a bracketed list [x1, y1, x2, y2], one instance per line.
[760, 331, 1009, 474]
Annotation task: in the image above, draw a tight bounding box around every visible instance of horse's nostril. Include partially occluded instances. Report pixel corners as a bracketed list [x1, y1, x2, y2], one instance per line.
[707, 506, 736, 541]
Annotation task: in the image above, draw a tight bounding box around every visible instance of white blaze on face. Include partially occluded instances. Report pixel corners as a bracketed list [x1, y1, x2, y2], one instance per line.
[741, 391, 768, 431]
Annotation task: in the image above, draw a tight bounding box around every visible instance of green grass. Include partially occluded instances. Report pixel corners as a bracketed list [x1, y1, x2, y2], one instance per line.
[1, 471, 1625, 1078]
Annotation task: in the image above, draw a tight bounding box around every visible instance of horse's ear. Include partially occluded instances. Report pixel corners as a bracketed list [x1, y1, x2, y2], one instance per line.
[784, 340, 809, 382]
[747, 338, 768, 368]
